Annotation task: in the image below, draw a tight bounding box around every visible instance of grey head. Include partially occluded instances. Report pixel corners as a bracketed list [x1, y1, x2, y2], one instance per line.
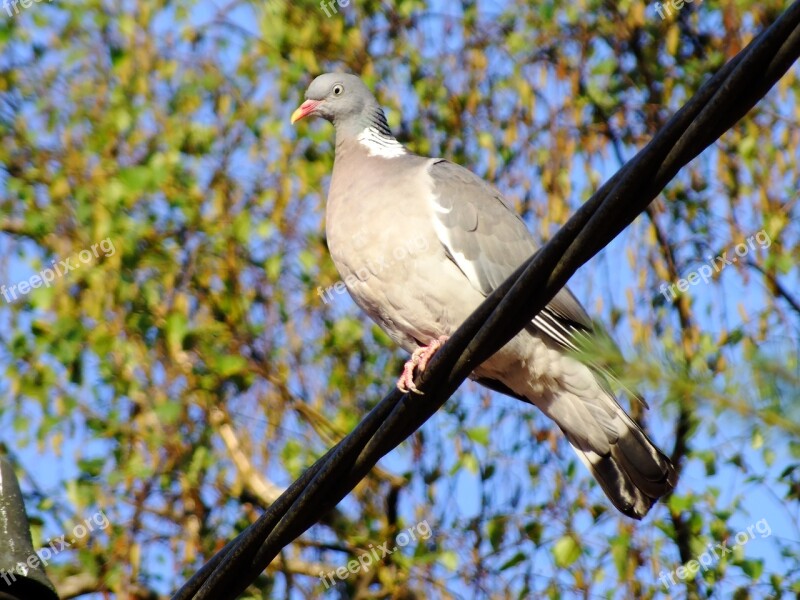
[290, 73, 396, 141]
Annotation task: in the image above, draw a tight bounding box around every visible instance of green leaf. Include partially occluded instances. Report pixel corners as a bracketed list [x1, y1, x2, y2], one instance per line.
[155, 401, 183, 425]
[610, 532, 630, 577]
[440, 550, 459, 571]
[739, 559, 764, 579]
[553, 535, 581, 568]
[215, 354, 248, 378]
[462, 453, 479, 474]
[487, 516, 506, 551]
[465, 426, 490, 446]
[524, 521, 543, 544]
[500, 551, 526, 571]
[165, 312, 188, 353]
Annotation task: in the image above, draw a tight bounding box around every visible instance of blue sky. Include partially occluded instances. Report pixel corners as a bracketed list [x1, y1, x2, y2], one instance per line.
[1, 0, 798, 598]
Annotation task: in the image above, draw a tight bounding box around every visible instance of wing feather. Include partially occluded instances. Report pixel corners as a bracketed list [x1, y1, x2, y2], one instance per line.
[427, 159, 593, 350]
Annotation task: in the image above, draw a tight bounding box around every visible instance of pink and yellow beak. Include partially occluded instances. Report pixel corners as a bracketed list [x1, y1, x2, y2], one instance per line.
[291, 99, 322, 124]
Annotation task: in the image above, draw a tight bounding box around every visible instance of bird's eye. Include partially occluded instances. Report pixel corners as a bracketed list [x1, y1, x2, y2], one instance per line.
[332, 84, 344, 96]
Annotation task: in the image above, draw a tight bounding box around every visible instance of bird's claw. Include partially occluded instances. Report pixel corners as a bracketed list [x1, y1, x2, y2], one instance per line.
[397, 357, 423, 394]
[396, 336, 449, 395]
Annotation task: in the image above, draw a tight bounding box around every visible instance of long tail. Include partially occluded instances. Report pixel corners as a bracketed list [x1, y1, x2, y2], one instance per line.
[476, 341, 677, 518]
[564, 409, 677, 519]
[527, 376, 676, 518]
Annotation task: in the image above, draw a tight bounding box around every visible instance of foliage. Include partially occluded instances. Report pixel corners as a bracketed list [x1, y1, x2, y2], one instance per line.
[0, 0, 798, 598]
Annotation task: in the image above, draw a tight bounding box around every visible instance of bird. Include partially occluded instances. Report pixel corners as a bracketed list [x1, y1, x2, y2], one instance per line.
[291, 73, 677, 519]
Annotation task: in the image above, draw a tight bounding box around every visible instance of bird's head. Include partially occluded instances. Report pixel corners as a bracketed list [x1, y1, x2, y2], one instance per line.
[290, 73, 382, 131]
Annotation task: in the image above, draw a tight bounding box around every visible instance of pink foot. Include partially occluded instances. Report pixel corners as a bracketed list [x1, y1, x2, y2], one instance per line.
[396, 336, 450, 394]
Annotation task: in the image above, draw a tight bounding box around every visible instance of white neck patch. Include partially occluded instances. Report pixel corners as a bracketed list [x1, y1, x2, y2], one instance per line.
[356, 126, 407, 158]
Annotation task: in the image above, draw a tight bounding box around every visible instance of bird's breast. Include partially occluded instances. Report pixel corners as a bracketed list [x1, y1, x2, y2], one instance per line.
[323, 155, 487, 350]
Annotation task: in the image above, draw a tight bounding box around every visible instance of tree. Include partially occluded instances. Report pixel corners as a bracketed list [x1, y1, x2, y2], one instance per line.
[0, 0, 798, 598]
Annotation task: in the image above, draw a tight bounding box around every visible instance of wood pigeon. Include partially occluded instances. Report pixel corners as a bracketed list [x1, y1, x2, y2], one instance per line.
[291, 73, 677, 519]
